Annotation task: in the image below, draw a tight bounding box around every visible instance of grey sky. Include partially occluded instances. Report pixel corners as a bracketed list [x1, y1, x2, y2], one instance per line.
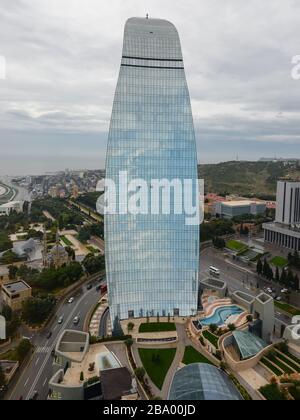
[0, 0, 299, 174]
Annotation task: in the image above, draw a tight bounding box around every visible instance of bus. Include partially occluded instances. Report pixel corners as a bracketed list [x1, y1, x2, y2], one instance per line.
[209, 266, 220, 277]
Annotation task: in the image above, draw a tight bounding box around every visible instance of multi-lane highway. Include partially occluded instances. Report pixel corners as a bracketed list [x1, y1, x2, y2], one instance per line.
[7, 279, 103, 401]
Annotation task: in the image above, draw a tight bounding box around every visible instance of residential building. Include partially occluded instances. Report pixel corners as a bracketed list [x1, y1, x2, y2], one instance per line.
[263, 180, 300, 251]
[1, 280, 32, 311]
[105, 17, 199, 323]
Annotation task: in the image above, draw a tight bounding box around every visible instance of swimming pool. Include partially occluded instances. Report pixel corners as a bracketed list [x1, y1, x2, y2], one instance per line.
[200, 305, 244, 327]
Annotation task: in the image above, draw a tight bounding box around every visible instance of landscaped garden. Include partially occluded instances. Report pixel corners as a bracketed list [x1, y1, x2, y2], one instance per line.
[202, 330, 219, 349]
[270, 256, 289, 268]
[182, 346, 214, 366]
[225, 239, 248, 252]
[138, 322, 176, 333]
[138, 348, 176, 390]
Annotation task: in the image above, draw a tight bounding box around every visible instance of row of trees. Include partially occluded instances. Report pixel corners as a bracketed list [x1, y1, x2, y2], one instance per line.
[201, 219, 235, 243]
[8, 262, 83, 292]
[22, 294, 56, 325]
[78, 223, 104, 243]
[257, 259, 299, 290]
[82, 253, 105, 275]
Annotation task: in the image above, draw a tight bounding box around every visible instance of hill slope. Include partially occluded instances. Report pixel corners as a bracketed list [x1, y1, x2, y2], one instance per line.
[198, 161, 300, 199]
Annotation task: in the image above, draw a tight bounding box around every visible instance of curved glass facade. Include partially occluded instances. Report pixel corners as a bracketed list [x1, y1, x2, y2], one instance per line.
[105, 17, 199, 322]
[168, 363, 243, 400]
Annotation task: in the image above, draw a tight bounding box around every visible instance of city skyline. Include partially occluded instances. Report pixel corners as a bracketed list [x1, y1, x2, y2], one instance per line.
[1, 0, 300, 175]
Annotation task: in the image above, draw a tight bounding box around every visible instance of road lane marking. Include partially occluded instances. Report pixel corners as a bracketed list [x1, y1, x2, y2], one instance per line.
[35, 357, 40, 366]
[24, 378, 29, 387]
[43, 377, 48, 388]
[26, 289, 95, 400]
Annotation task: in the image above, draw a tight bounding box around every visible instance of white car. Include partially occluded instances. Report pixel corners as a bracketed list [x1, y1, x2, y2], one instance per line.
[276, 297, 282, 301]
[68, 297, 74, 304]
[266, 288, 273, 294]
[73, 316, 80, 325]
[281, 288, 289, 294]
[58, 316, 64, 324]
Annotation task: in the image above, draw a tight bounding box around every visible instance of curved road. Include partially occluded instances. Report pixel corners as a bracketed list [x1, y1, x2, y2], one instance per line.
[7, 278, 104, 401]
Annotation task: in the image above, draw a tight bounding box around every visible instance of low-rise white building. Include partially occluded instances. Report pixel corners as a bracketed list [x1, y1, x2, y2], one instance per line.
[0, 201, 24, 216]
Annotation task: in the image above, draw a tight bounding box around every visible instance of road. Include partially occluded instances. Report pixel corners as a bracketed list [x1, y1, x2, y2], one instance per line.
[8, 278, 104, 401]
[200, 247, 292, 326]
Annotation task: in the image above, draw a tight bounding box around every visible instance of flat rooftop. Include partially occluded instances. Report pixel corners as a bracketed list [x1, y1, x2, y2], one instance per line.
[222, 200, 265, 207]
[2, 280, 31, 294]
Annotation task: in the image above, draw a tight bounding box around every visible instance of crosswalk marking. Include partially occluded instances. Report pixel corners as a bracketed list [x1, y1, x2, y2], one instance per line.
[35, 346, 52, 354]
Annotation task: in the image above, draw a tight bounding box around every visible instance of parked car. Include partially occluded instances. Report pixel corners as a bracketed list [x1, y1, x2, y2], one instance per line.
[73, 316, 80, 325]
[281, 288, 289, 294]
[30, 391, 39, 400]
[276, 296, 282, 301]
[58, 316, 64, 324]
[86, 284, 93, 290]
[68, 297, 74, 304]
[266, 288, 273, 294]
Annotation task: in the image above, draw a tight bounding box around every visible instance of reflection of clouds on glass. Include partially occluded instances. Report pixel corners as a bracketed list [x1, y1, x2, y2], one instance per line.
[0, 315, 6, 340]
[0, 55, 6, 80]
[291, 315, 300, 340]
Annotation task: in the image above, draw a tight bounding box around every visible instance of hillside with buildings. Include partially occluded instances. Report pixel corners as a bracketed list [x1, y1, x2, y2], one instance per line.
[199, 161, 300, 199]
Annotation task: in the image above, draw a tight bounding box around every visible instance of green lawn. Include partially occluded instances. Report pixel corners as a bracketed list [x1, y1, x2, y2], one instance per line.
[261, 358, 282, 376]
[182, 346, 214, 366]
[275, 351, 300, 373]
[60, 235, 73, 246]
[274, 301, 300, 316]
[202, 330, 219, 348]
[225, 239, 248, 252]
[270, 256, 289, 268]
[139, 322, 176, 333]
[138, 348, 176, 390]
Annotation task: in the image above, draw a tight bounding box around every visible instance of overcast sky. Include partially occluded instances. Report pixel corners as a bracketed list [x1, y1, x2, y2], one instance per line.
[0, 0, 299, 175]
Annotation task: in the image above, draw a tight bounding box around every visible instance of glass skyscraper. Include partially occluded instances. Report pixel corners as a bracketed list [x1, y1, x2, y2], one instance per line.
[105, 17, 199, 323]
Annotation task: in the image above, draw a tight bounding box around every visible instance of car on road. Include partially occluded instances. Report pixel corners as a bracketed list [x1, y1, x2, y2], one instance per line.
[73, 316, 80, 325]
[46, 331, 52, 340]
[96, 285, 101, 292]
[58, 316, 64, 324]
[281, 288, 289, 294]
[86, 284, 93, 290]
[30, 391, 39, 400]
[68, 297, 74, 304]
[51, 348, 55, 357]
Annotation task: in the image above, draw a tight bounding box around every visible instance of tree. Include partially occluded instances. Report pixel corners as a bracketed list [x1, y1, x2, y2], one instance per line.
[280, 269, 287, 286]
[82, 254, 105, 275]
[209, 324, 218, 334]
[8, 265, 18, 280]
[228, 324, 236, 332]
[134, 367, 145, 381]
[16, 339, 32, 361]
[80, 372, 84, 382]
[22, 295, 55, 325]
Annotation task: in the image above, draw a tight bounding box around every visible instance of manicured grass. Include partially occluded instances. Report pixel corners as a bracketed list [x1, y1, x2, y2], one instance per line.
[60, 235, 73, 246]
[270, 256, 289, 268]
[138, 348, 176, 390]
[139, 322, 176, 333]
[225, 239, 248, 252]
[274, 301, 300, 316]
[275, 351, 300, 373]
[265, 356, 294, 375]
[259, 384, 286, 401]
[261, 357, 282, 376]
[283, 351, 300, 367]
[182, 346, 215, 366]
[202, 330, 219, 348]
